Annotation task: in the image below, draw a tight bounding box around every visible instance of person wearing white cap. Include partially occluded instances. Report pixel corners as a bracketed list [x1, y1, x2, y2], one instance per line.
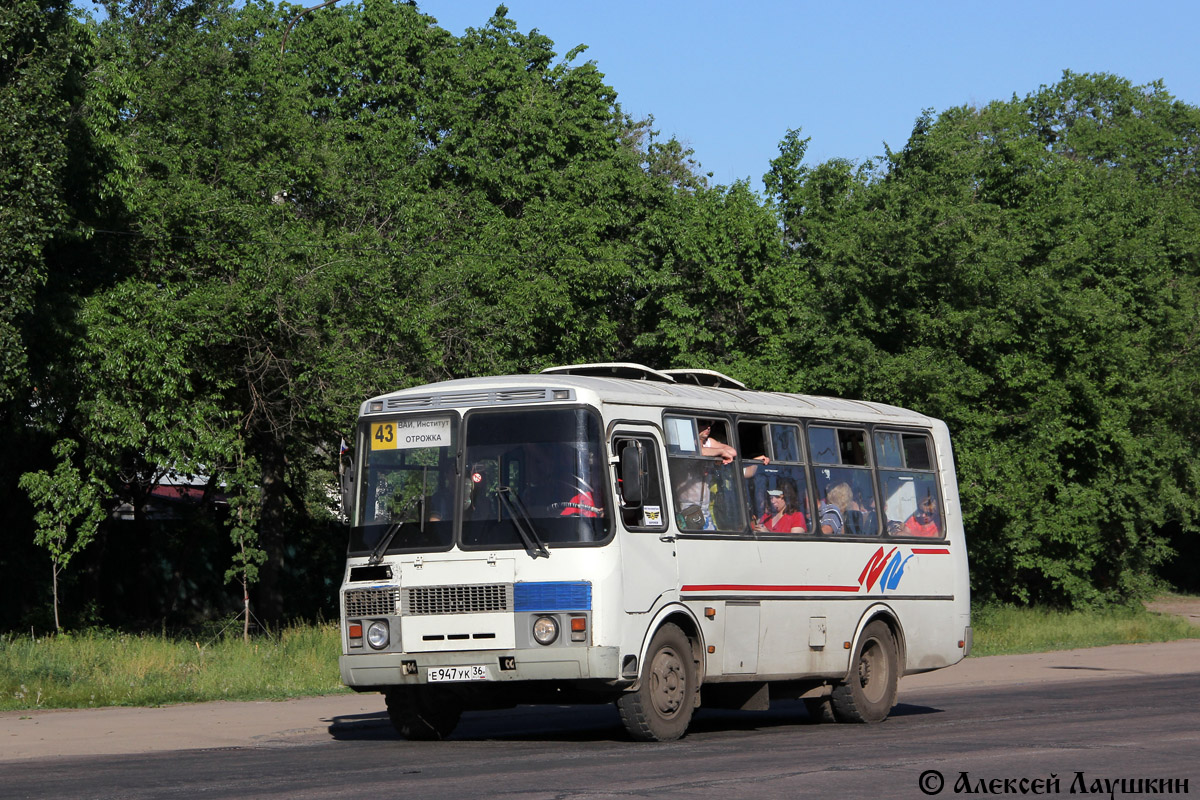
[754, 481, 807, 533]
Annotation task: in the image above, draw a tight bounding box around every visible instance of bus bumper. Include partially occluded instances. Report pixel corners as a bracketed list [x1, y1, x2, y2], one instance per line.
[341, 646, 621, 689]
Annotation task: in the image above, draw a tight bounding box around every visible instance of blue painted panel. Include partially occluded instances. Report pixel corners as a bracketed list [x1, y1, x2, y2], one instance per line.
[514, 581, 592, 612]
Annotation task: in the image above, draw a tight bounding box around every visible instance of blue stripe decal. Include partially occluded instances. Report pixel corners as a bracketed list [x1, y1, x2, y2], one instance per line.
[514, 581, 592, 612]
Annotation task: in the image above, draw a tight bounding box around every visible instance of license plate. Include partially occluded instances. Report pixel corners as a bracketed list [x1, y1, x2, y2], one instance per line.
[427, 665, 490, 682]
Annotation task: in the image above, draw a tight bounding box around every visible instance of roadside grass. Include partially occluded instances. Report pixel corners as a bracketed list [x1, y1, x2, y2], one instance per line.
[969, 600, 1199, 656]
[2, 600, 1197, 711]
[0, 621, 349, 712]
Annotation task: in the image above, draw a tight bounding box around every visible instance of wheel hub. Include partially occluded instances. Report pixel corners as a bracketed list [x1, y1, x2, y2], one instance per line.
[649, 646, 685, 716]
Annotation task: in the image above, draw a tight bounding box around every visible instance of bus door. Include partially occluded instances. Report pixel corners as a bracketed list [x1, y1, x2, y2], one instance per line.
[612, 427, 677, 613]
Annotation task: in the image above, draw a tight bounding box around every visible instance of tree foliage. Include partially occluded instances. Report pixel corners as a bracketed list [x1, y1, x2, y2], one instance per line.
[765, 72, 1200, 605]
[0, 0, 91, 402]
[18, 440, 104, 631]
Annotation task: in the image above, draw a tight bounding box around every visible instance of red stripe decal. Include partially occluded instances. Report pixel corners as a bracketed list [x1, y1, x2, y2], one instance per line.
[911, 548, 950, 554]
[681, 584, 861, 593]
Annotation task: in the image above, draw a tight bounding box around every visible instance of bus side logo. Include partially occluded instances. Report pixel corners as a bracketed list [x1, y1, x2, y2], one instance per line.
[858, 546, 914, 592]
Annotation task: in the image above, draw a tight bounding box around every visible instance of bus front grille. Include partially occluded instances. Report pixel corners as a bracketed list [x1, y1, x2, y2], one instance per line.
[344, 587, 400, 617]
[404, 584, 512, 615]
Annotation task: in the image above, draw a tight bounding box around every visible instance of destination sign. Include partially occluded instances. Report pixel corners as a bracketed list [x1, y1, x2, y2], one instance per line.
[370, 417, 452, 450]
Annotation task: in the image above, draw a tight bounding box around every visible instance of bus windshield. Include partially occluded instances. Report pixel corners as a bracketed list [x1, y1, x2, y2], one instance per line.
[350, 414, 457, 555]
[460, 407, 609, 551]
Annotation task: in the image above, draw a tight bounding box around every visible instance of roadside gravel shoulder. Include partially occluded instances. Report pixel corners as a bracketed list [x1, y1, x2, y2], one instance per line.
[3, 638, 1198, 762]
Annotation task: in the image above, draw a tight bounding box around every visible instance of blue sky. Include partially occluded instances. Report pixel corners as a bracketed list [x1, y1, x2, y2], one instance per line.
[422, 0, 1200, 190]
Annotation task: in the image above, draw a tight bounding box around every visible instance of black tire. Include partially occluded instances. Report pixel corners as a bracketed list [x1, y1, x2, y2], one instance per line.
[830, 620, 898, 724]
[616, 623, 698, 741]
[804, 695, 837, 723]
[385, 686, 462, 740]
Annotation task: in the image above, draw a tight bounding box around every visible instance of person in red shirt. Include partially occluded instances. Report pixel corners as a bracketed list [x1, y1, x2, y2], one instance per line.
[756, 484, 807, 533]
[558, 489, 603, 518]
[904, 496, 940, 537]
[556, 446, 604, 518]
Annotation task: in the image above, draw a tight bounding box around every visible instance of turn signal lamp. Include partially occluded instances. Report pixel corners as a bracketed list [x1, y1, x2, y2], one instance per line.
[348, 621, 364, 648]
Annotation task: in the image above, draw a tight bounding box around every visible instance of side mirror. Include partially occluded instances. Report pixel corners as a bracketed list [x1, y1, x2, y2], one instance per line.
[339, 462, 356, 525]
[619, 441, 647, 508]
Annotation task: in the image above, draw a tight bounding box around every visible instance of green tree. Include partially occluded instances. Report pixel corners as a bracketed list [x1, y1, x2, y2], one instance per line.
[765, 73, 1200, 606]
[18, 440, 105, 631]
[224, 447, 266, 640]
[0, 0, 76, 401]
[54, 0, 720, 621]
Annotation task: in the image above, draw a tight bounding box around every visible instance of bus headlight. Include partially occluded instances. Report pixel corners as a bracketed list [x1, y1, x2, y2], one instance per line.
[366, 620, 390, 650]
[532, 615, 559, 645]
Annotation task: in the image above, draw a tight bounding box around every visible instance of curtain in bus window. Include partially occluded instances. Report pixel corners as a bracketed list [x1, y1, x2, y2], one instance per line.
[771, 424, 802, 462]
[808, 426, 839, 464]
[874, 431, 904, 468]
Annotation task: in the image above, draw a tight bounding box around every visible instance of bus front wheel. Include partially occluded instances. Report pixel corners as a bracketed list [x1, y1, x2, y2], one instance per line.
[385, 686, 462, 740]
[831, 620, 898, 724]
[617, 623, 697, 741]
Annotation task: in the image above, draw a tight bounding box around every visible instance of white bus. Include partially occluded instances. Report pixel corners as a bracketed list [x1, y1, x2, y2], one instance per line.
[339, 363, 971, 741]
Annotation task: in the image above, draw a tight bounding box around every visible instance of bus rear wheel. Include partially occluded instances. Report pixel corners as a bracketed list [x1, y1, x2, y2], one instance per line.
[616, 623, 697, 741]
[831, 620, 898, 724]
[385, 686, 462, 740]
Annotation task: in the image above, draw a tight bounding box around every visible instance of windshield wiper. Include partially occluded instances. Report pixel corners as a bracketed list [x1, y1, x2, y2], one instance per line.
[368, 494, 425, 565]
[495, 486, 550, 559]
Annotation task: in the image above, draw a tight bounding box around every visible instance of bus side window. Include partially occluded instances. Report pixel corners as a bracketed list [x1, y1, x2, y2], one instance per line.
[745, 421, 810, 534]
[810, 426, 878, 536]
[664, 415, 745, 533]
[875, 430, 942, 538]
[613, 435, 667, 530]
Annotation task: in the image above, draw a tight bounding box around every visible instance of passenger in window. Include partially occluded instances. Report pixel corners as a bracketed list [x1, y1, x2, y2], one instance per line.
[700, 420, 769, 473]
[818, 482, 853, 535]
[555, 488, 604, 518]
[556, 491, 603, 517]
[675, 421, 762, 531]
[697, 420, 737, 464]
[844, 489, 878, 535]
[552, 446, 604, 518]
[904, 495, 941, 537]
[671, 421, 725, 531]
[754, 480, 807, 533]
[674, 461, 716, 530]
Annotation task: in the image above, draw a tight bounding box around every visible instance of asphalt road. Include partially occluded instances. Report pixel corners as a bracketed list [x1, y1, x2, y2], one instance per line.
[3, 670, 1197, 800]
